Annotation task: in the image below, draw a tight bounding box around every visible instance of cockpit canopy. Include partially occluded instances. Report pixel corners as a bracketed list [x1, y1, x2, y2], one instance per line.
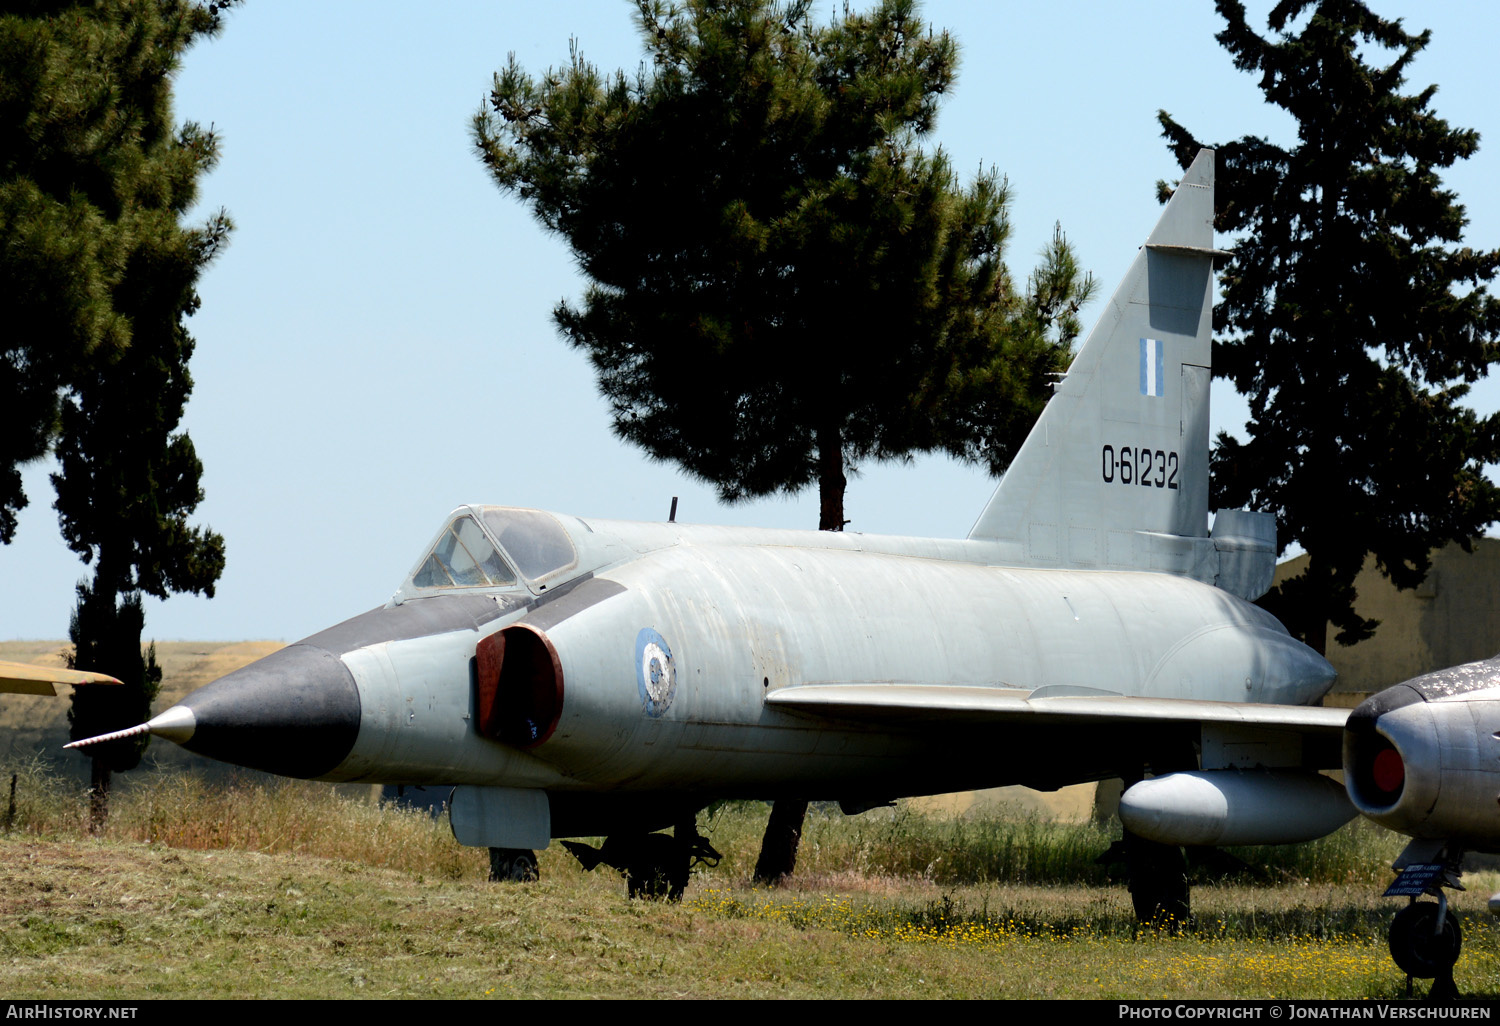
[403, 507, 578, 596]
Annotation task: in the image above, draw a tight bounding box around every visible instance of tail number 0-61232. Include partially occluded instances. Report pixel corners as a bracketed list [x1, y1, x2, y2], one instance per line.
[1101, 445, 1178, 489]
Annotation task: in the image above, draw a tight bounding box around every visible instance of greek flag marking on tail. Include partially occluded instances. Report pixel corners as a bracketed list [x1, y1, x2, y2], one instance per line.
[1139, 338, 1165, 397]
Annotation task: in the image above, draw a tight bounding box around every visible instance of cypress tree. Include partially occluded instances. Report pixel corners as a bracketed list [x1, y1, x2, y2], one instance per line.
[1159, 0, 1500, 653]
[0, 1, 232, 811]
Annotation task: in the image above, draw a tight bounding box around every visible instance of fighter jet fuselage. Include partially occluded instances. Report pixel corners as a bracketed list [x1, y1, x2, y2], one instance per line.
[177, 514, 1334, 824]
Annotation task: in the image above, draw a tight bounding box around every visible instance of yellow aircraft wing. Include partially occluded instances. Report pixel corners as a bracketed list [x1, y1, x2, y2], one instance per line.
[0, 661, 122, 696]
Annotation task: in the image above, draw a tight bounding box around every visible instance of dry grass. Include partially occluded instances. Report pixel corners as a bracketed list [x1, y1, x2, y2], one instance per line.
[2, 759, 472, 878]
[698, 800, 1407, 889]
[3, 764, 1498, 999]
[5, 833, 1496, 1000]
[0, 765, 1424, 891]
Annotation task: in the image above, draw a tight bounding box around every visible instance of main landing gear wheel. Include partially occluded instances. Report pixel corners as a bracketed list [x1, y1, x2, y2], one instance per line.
[1124, 831, 1191, 932]
[488, 847, 539, 882]
[561, 819, 722, 902]
[626, 833, 689, 901]
[1388, 901, 1461, 979]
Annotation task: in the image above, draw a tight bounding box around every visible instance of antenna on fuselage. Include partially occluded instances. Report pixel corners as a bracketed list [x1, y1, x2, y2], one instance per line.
[668, 496, 678, 523]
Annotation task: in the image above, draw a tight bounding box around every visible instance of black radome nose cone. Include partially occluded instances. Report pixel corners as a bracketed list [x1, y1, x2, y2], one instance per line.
[178, 644, 361, 778]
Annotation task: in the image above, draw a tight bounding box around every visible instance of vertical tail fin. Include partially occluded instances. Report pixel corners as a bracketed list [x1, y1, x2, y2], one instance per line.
[969, 149, 1223, 577]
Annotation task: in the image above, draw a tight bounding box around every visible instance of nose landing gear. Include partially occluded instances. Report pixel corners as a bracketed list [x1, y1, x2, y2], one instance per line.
[488, 846, 540, 882]
[1383, 840, 1466, 999]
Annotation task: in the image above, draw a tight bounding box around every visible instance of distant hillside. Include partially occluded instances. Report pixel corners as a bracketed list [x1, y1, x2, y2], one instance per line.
[0, 641, 282, 784]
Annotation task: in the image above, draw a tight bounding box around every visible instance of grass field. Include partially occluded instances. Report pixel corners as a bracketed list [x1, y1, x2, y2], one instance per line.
[3, 766, 1498, 1000]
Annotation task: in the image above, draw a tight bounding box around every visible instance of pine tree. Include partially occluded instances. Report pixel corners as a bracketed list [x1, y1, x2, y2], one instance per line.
[1159, 0, 1500, 653]
[475, 0, 1094, 532]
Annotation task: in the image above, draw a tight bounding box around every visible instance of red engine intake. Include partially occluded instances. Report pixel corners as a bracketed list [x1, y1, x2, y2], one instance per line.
[475, 624, 564, 749]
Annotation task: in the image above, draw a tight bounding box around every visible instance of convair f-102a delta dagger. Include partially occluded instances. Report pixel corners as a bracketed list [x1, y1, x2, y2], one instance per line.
[74, 149, 1370, 926]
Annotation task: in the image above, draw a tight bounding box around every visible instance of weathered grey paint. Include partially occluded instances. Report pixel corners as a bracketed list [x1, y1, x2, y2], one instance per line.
[967, 152, 1219, 565]
[1119, 769, 1355, 846]
[314, 520, 1336, 800]
[1345, 663, 1500, 852]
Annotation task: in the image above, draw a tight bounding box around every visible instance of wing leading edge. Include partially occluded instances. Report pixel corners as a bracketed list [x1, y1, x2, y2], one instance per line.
[765, 683, 1348, 733]
[0, 661, 122, 696]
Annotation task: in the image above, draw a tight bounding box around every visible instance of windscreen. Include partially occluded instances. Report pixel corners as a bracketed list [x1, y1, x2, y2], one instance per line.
[478, 507, 577, 582]
[411, 515, 518, 590]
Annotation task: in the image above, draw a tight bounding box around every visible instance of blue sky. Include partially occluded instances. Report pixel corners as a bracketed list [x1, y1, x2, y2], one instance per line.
[4, 1, 1498, 641]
